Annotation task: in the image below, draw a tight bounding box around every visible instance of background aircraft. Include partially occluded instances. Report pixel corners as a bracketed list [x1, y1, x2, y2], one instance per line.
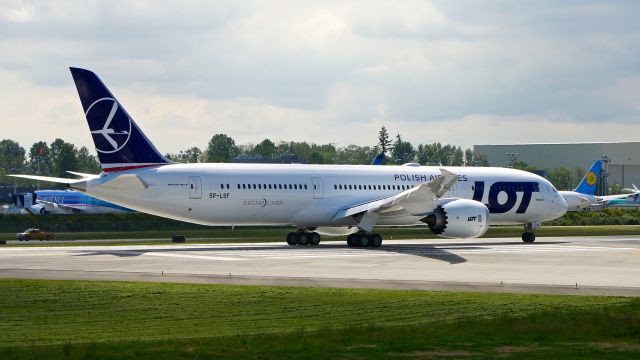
[559, 160, 638, 211]
[605, 185, 640, 209]
[7, 190, 132, 215]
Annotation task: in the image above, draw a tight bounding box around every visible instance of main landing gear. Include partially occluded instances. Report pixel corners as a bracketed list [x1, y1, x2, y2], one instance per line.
[286, 230, 321, 246]
[521, 223, 536, 243]
[346, 232, 383, 248]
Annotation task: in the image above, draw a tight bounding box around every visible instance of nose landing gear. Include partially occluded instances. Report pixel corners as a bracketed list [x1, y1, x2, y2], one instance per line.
[521, 222, 538, 243]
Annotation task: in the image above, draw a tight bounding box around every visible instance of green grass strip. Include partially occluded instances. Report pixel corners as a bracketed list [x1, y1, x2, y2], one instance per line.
[0, 279, 638, 359]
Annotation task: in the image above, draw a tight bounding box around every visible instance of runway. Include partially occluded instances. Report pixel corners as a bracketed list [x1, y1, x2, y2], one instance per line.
[1, 236, 639, 296]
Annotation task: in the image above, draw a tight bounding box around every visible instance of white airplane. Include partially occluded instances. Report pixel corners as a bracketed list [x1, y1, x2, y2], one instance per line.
[12, 68, 568, 244]
[559, 160, 637, 211]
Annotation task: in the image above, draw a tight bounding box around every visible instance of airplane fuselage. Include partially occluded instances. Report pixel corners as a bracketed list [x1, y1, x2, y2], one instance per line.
[82, 163, 567, 228]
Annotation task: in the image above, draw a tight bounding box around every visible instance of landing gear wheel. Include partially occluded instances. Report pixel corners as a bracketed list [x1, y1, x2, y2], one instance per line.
[521, 232, 536, 243]
[369, 234, 382, 247]
[286, 232, 298, 246]
[356, 234, 369, 247]
[347, 234, 356, 247]
[297, 232, 309, 246]
[308, 232, 321, 246]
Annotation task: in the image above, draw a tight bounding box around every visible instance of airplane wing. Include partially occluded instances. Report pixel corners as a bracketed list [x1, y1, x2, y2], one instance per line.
[575, 195, 593, 204]
[35, 200, 78, 214]
[333, 169, 459, 227]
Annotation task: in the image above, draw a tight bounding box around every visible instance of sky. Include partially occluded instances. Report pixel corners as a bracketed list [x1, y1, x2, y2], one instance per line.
[1, 0, 640, 155]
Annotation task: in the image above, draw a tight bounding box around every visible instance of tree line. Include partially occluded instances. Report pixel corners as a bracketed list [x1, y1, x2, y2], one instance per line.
[0, 126, 593, 191]
[0, 139, 100, 185]
[165, 126, 490, 167]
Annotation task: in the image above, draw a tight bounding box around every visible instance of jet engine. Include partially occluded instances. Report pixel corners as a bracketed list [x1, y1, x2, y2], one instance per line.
[422, 199, 490, 239]
[25, 204, 48, 215]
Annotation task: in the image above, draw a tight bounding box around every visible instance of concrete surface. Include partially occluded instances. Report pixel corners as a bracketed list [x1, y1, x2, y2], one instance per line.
[1, 236, 639, 296]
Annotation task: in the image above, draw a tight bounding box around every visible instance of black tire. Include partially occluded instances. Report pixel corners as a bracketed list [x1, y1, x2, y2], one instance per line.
[297, 232, 309, 246]
[357, 234, 369, 247]
[522, 233, 535, 243]
[24, 236, 30, 241]
[286, 232, 298, 246]
[45, 235, 51, 241]
[347, 234, 356, 247]
[369, 234, 382, 247]
[308, 232, 320, 246]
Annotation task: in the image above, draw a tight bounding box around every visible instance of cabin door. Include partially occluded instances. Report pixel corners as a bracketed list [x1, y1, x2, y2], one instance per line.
[311, 177, 324, 199]
[189, 176, 202, 199]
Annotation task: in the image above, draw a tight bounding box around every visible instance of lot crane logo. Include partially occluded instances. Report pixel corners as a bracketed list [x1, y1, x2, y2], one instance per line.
[86, 97, 132, 153]
[586, 171, 598, 186]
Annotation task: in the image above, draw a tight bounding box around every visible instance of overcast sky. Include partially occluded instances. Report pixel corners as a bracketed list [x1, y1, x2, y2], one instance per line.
[1, 0, 639, 154]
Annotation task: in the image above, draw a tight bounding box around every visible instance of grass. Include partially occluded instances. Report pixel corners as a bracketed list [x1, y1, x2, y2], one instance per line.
[0, 279, 638, 359]
[2, 224, 640, 247]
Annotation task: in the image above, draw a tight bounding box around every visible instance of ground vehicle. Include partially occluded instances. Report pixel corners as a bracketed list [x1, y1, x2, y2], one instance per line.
[16, 228, 54, 241]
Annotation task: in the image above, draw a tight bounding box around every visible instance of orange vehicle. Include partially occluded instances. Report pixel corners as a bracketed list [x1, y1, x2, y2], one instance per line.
[16, 228, 54, 241]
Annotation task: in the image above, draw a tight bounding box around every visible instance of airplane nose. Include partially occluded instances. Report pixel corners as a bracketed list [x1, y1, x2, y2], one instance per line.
[555, 192, 568, 217]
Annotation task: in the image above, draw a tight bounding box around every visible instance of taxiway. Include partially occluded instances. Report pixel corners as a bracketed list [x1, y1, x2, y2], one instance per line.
[1, 236, 638, 295]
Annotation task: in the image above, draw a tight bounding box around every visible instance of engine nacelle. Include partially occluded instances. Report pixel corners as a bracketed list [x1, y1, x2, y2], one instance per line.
[26, 204, 48, 215]
[422, 199, 490, 239]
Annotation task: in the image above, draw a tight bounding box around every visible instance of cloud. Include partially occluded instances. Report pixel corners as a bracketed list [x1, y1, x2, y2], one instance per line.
[0, 0, 639, 156]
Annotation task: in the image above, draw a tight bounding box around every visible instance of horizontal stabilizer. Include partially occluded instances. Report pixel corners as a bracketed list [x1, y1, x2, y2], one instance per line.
[66, 171, 97, 178]
[9, 174, 81, 184]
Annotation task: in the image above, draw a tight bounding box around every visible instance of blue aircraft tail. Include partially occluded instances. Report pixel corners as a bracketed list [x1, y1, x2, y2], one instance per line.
[574, 160, 602, 195]
[371, 152, 385, 165]
[69, 67, 170, 172]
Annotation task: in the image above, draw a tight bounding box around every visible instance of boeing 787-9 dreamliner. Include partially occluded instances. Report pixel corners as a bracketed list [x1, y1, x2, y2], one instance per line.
[12, 68, 568, 245]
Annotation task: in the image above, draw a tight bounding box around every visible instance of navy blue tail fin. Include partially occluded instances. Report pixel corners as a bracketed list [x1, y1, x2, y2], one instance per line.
[69, 67, 170, 172]
[574, 160, 602, 195]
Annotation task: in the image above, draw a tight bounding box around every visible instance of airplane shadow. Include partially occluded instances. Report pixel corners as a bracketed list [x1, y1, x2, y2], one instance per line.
[71, 240, 568, 265]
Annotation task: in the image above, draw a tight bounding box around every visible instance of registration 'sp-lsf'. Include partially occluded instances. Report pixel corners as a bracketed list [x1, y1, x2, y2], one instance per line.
[13, 68, 568, 247]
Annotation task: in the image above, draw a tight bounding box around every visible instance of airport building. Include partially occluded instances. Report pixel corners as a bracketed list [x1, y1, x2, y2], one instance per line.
[473, 142, 640, 188]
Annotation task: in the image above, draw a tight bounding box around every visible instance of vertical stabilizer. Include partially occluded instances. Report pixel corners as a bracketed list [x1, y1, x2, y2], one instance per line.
[69, 67, 170, 172]
[574, 160, 602, 195]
